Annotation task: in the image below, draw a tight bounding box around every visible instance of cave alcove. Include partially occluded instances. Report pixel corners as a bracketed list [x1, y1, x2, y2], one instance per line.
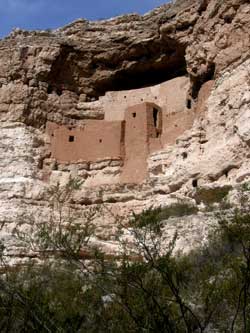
[90, 39, 188, 98]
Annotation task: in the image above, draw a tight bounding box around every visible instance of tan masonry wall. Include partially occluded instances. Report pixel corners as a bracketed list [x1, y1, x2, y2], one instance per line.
[161, 110, 196, 146]
[46, 101, 196, 183]
[46, 120, 123, 162]
[102, 76, 189, 121]
[121, 103, 150, 183]
[45, 78, 214, 184]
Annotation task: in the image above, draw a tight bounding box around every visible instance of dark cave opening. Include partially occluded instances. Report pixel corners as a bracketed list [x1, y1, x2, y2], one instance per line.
[46, 45, 81, 96]
[107, 64, 186, 93]
[92, 41, 187, 97]
[47, 84, 53, 94]
[93, 62, 187, 97]
[56, 87, 63, 96]
[45, 40, 188, 100]
[47, 84, 63, 96]
[198, 0, 209, 15]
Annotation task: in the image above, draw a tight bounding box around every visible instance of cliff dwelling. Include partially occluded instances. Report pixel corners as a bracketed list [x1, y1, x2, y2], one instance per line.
[46, 75, 206, 184]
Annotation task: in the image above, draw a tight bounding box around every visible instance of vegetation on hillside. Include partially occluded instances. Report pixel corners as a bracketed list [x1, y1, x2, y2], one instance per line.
[0, 181, 250, 332]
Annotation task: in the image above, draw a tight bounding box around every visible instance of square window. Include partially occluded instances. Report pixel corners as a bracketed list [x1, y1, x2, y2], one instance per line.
[69, 135, 74, 142]
[132, 113, 136, 118]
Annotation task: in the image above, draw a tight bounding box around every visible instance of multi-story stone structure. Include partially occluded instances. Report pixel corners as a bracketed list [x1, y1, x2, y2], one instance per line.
[46, 75, 209, 183]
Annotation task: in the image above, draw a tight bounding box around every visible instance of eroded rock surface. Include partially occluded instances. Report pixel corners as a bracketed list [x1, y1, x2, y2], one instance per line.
[1, 0, 250, 262]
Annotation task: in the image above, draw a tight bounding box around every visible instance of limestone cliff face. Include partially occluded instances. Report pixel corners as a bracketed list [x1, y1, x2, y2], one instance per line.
[1, 0, 250, 260]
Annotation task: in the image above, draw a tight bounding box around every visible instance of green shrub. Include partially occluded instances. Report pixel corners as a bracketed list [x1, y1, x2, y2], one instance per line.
[132, 203, 198, 228]
[194, 185, 232, 205]
[1, 180, 250, 332]
[159, 202, 198, 220]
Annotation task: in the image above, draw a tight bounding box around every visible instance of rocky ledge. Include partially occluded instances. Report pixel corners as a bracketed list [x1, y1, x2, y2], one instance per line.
[1, 0, 250, 262]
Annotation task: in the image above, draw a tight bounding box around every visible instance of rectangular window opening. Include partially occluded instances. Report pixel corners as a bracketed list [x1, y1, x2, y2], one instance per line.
[69, 135, 75, 142]
[153, 108, 158, 127]
[132, 112, 136, 118]
[186, 99, 192, 109]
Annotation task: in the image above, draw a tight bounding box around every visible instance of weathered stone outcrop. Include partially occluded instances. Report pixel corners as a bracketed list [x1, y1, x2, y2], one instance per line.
[1, 0, 250, 262]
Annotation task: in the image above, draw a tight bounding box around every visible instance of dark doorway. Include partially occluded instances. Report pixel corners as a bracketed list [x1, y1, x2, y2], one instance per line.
[192, 179, 198, 188]
[186, 99, 192, 109]
[153, 108, 158, 128]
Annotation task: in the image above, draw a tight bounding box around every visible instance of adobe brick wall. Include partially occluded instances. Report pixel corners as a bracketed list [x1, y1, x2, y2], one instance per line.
[121, 103, 149, 183]
[149, 138, 162, 154]
[121, 102, 162, 184]
[161, 110, 195, 146]
[158, 80, 214, 147]
[45, 77, 214, 184]
[147, 104, 162, 139]
[47, 120, 123, 162]
[46, 100, 197, 183]
[102, 76, 189, 121]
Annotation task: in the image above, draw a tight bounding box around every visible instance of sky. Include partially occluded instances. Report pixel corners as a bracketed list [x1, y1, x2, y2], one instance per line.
[0, 0, 170, 38]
